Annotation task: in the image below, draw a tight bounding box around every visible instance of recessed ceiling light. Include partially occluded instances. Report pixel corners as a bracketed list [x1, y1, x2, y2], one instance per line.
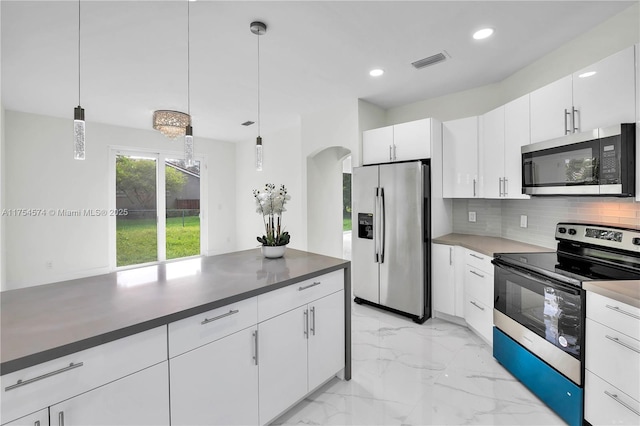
[578, 71, 597, 78]
[369, 69, 384, 77]
[473, 28, 494, 40]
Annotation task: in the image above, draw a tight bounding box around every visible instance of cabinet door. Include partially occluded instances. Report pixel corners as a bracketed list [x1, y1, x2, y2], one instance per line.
[258, 306, 308, 425]
[443, 116, 479, 198]
[363, 126, 393, 165]
[530, 75, 573, 143]
[481, 106, 505, 198]
[573, 46, 636, 133]
[393, 118, 431, 161]
[504, 94, 530, 199]
[308, 291, 345, 391]
[170, 327, 259, 426]
[432, 244, 455, 316]
[50, 362, 169, 426]
[2, 409, 48, 426]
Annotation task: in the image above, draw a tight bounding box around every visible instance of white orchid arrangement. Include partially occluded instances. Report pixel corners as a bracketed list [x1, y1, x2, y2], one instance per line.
[253, 183, 291, 246]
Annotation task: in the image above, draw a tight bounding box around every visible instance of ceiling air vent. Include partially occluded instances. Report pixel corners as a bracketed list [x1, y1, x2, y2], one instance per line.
[411, 52, 448, 70]
[241, 121, 255, 126]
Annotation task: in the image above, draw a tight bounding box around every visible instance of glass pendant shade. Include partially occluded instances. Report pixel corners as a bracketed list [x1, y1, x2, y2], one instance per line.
[185, 125, 194, 167]
[153, 110, 191, 139]
[74, 106, 85, 160]
[256, 136, 263, 171]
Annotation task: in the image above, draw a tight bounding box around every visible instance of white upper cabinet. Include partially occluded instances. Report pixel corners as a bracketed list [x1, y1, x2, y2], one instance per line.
[530, 75, 573, 143]
[362, 125, 393, 165]
[531, 46, 636, 143]
[362, 118, 431, 165]
[572, 46, 636, 133]
[481, 105, 505, 198]
[443, 116, 479, 198]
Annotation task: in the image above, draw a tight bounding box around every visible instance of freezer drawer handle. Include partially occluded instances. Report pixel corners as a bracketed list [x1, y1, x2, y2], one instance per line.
[469, 300, 485, 311]
[201, 309, 239, 325]
[605, 335, 640, 354]
[605, 304, 640, 320]
[5, 362, 84, 391]
[604, 391, 640, 416]
[299, 281, 321, 291]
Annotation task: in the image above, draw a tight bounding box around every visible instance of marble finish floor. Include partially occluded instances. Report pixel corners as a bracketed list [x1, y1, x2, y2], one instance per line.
[273, 302, 565, 426]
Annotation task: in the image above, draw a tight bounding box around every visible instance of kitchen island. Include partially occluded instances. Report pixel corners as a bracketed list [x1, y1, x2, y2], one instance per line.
[1, 248, 351, 425]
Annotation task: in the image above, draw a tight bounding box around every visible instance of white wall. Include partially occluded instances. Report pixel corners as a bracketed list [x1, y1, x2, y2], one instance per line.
[3, 110, 236, 290]
[301, 99, 359, 258]
[234, 125, 303, 252]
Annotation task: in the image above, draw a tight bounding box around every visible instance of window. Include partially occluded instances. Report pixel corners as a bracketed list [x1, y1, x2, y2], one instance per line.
[111, 150, 203, 268]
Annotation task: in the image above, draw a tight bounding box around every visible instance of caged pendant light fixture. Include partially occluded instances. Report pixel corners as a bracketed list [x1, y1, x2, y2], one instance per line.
[250, 21, 267, 171]
[73, 0, 85, 160]
[184, 0, 194, 167]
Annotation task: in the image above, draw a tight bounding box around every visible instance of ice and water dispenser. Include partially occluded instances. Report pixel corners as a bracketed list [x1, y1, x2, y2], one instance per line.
[358, 213, 374, 240]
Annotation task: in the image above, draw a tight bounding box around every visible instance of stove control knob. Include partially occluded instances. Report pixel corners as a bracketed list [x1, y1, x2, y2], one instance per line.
[633, 237, 640, 246]
[558, 227, 567, 234]
[568, 229, 577, 236]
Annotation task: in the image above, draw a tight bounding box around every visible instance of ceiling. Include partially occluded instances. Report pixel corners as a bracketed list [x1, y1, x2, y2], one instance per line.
[1, 1, 635, 142]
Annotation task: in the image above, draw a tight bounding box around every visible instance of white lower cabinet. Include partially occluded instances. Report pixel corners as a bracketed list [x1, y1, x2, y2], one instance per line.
[2, 409, 48, 426]
[432, 243, 464, 318]
[258, 290, 345, 425]
[463, 249, 494, 345]
[169, 327, 259, 426]
[585, 370, 640, 425]
[50, 362, 169, 426]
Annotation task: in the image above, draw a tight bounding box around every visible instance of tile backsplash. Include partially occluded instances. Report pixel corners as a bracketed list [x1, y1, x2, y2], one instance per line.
[452, 197, 640, 249]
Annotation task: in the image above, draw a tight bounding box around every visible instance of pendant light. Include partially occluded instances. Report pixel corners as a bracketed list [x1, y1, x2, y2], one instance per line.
[73, 0, 85, 160]
[251, 21, 266, 171]
[184, 0, 194, 167]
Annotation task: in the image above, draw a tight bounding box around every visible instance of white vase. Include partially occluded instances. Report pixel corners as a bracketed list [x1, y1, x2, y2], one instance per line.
[261, 245, 287, 259]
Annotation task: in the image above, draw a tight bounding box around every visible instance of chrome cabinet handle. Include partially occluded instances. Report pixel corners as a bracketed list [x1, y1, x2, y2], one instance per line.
[5, 362, 84, 391]
[605, 335, 640, 354]
[605, 304, 640, 320]
[473, 179, 476, 197]
[35, 422, 40, 426]
[303, 309, 309, 338]
[58, 411, 64, 426]
[469, 253, 484, 260]
[564, 108, 571, 135]
[389, 145, 393, 161]
[252, 330, 259, 365]
[201, 309, 239, 325]
[572, 107, 579, 133]
[299, 281, 321, 291]
[604, 391, 640, 416]
[470, 300, 485, 311]
[310, 306, 316, 336]
[469, 270, 485, 279]
[499, 177, 503, 197]
[449, 247, 453, 265]
[393, 145, 397, 161]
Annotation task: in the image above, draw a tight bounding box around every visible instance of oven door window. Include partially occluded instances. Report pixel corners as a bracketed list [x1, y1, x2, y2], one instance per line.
[523, 139, 600, 187]
[495, 267, 582, 359]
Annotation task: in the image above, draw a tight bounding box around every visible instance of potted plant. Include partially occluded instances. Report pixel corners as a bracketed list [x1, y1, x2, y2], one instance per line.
[253, 183, 291, 258]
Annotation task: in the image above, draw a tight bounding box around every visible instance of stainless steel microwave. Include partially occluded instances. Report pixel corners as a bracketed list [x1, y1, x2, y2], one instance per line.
[522, 123, 636, 196]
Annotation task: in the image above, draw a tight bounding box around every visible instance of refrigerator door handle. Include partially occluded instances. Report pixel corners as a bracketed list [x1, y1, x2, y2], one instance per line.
[374, 187, 379, 263]
[380, 187, 385, 264]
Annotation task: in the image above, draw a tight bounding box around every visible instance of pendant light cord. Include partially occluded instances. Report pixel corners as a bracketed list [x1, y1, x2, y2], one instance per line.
[78, 0, 81, 106]
[187, 0, 191, 116]
[257, 28, 261, 136]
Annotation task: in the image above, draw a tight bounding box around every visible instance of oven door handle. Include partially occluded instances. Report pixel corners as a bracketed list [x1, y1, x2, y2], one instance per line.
[494, 261, 582, 295]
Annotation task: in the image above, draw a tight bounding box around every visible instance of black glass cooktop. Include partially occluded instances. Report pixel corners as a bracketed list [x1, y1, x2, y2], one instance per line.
[493, 251, 640, 286]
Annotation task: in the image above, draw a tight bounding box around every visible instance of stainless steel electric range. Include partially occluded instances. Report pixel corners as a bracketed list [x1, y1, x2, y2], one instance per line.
[492, 222, 640, 426]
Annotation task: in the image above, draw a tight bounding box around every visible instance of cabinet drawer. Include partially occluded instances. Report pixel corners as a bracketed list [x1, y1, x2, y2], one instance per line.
[1, 408, 48, 426]
[586, 318, 640, 401]
[464, 265, 493, 307]
[169, 297, 257, 358]
[587, 292, 640, 340]
[585, 370, 640, 425]
[258, 270, 343, 322]
[464, 294, 493, 345]
[465, 249, 493, 274]
[1, 326, 167, 425]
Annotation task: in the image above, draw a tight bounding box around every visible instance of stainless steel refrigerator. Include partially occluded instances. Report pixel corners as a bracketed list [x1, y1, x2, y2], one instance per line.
[352, 161, 431, 323]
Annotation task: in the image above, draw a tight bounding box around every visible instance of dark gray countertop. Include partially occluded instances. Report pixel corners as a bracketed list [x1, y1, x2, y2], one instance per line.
[1, 248, 350, 375]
